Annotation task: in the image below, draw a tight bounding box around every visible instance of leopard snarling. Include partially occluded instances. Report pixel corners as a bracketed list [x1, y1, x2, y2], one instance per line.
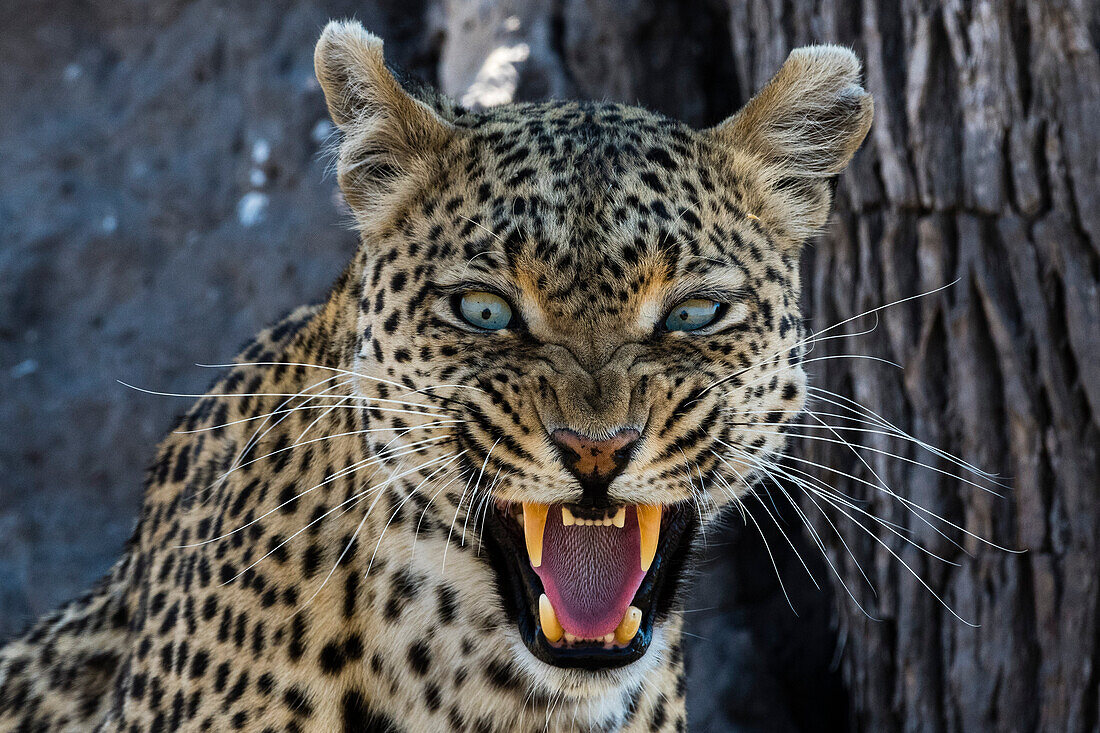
[0, 20, 871, 732]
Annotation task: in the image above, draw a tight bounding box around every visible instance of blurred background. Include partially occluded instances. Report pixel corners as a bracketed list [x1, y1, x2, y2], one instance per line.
[2, 1, 1098, 731]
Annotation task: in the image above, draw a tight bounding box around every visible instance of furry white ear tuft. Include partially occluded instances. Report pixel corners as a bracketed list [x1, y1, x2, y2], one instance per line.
[711, 45, 873, 177]
[313, 20, 452, 215]
[708, 45, 873, 244]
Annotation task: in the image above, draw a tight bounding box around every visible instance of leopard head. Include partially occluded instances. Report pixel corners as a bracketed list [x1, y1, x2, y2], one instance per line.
[313, 19, 871, 686]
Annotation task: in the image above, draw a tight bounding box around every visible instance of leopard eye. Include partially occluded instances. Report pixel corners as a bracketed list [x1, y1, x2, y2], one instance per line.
[664, 298, 722, 332]
[457, 291, 514, 330]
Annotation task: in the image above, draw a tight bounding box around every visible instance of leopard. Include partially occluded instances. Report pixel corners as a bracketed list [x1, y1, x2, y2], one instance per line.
[0, 20, 872, 732]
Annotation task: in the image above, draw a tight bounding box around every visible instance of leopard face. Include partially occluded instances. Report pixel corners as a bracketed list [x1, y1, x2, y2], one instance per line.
[315, 21, 871, 689]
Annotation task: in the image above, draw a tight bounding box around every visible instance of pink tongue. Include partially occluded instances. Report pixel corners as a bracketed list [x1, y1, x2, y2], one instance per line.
[533, 506, 646, 638]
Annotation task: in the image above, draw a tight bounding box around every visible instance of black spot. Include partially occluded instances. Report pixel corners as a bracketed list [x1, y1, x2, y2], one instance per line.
[645, 147, 676, 170]
[436, 585, 459, 624]
[302, 544, 323, 578]
[342, 689, 400, 732]
[485, 659, 520, 690]
[283, 686, 313, 718]
[407, 640, 432, 676]
[651, 699, 667, 730]
[189, 650, 209, 679]
[213, 662, 230, 692]
[288, 613, 308, 662]
[424, 682, 442, 712]
[344, 572, 359, 619]
[256, 673, 275, 696]
[640, 172, 666, 194]
[278, 484, 300, 515]
[225, 670, 249, 705]
[320, 640, 347, 675]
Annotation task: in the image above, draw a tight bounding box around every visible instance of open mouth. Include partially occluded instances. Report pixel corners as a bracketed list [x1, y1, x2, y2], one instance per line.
[483, 500, 697, 669]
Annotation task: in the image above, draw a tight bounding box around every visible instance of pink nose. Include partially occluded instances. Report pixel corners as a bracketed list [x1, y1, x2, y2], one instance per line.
[550, 428, 640, 501]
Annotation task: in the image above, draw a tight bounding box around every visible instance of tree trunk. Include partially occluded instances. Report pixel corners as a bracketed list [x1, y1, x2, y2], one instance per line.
[791, 3, 1100, 731]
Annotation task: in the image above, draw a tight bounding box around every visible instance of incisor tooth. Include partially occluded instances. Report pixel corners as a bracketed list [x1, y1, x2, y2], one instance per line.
[637, 505, 662, 572]
[561, 506, 575, 526]
[523, 503, 549, 567]
[539, 594, 564, 643]
[612, 507, 626, 528]
[615, 606, 643, 644]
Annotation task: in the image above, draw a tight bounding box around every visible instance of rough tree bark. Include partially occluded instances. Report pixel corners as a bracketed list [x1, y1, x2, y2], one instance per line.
[4, 1, 1098, 731]
[792, 3, 1100, 731]
[714, 2, 1100, 731]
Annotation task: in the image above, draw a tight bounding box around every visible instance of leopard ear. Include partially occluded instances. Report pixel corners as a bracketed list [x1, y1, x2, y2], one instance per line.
[708, 45, 873, 243]
[314, 21, 452, 214]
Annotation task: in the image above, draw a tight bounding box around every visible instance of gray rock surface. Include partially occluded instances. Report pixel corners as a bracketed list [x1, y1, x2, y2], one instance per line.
[0, 0, 437, 634]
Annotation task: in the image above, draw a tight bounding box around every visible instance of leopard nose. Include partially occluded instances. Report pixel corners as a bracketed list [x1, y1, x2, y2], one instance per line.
[549, 428, 640, 506]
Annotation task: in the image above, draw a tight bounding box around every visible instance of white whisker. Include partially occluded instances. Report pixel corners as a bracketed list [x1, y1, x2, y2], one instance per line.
[698, 278, 959, 397]
[806, 386, 1006, 482]
[225, 451, 458, 586]
[194, 360, 488, 397]
[179, 435, 454, 548]
[707, 452, 798, 614]
[729, 424, 1005, 498]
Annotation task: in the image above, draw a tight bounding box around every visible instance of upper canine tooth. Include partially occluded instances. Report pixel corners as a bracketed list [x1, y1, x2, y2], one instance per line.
[523, 503, 549, 567]
[612, 507, 626, 528]
[561, 506, 575, 526]
[539, 594, 564, 643]
[614, 605, 643, 644]
[637, 505, 662, 572]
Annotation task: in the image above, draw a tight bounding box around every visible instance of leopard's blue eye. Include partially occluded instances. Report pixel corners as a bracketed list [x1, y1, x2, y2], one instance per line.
[458, 291, 513, 330]
[664, 298, 722, 332]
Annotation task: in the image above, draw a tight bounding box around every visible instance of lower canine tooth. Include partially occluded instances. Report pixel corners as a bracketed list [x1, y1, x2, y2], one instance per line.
[539, 594, 564, 643]
[523, 503, 549, 567]
[614, 606, 643, 644]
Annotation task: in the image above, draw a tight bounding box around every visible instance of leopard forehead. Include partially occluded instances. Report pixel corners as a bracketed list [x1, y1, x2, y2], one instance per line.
[370, 100, 790, 333]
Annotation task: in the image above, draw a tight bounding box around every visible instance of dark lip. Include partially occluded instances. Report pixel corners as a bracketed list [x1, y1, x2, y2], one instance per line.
[482, 500, 698, 670]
